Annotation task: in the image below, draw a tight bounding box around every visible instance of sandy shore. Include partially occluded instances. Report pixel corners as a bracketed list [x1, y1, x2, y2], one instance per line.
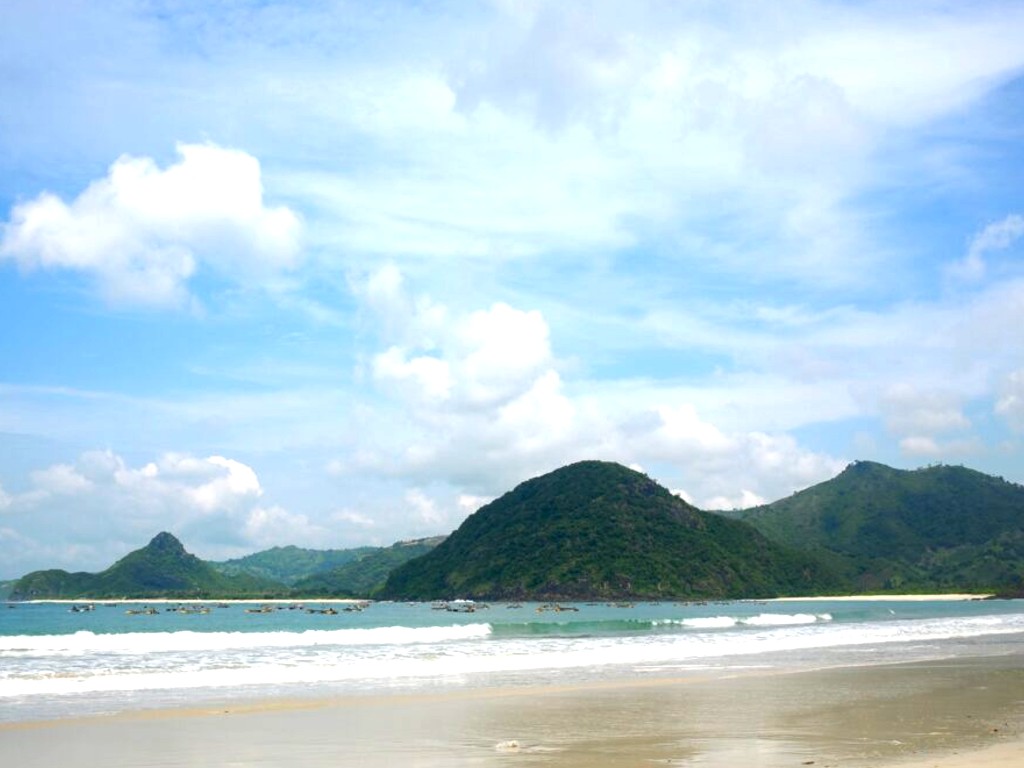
[2, 652, 1022, 768]
[22, 597, 368, 604]
[770, 593, 994, 601]
[25, 593, 993, 604]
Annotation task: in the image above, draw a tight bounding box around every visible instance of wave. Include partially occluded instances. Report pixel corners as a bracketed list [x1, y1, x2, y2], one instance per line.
[491, 612, 835, 636]
[2, 614, 1022, 705]
[0, 623, 493, 656]
[742, 613, 832, 626]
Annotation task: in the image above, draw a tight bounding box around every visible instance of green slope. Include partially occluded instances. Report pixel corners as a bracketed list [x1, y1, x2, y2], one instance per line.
[729, 461, 1024, 592]
[292, 537, 446, 597]
[212, 544, 377, 585]
[382, 461, 840, 601]
[11, 532, 286, 599]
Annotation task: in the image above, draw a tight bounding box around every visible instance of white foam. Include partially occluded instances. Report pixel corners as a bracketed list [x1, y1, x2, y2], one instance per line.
[0, 623, 493, 655]
[680, 616, 738, 629]
[741, 613, 831, 626]
[3, 613, 1023, 703]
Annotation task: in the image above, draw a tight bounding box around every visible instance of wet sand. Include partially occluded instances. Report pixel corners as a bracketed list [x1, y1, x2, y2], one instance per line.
[2, 654, 1022, 767]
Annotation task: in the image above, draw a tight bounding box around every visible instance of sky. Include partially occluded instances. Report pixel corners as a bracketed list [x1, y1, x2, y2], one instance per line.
[1, 0, 1024, 578]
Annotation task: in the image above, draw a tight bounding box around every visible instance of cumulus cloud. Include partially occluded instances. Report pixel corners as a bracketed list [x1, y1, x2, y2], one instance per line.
[0, 450, 316, 574]
[348, 266, 843, 512]
[366, 265, 557, 412]
[29, 463, 95, 495]
[0, 142, 301, 306]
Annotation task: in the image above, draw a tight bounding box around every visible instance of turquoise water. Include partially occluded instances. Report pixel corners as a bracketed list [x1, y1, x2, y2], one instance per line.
[4, 597, 1013, 636]
[2, 598, 1022, 722]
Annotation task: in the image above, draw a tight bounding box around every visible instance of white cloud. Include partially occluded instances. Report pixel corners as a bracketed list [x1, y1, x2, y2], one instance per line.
[881, 384, 971, 440]
[996, 370, 1024, 432]
[351, 266, 844, 512]
[899, 436, 941, 457]
[0, 450, 297, 573]
[405, 489, 446, 527]
[373, 347, 453, 404]
[457, 494, 491, 515]
[950, 214, 1024, 281]
[0, 143, 301, 306]
[365, 266, 558, 413]
[704, 489, 766, 512]
[333, 509, 376, 529]
[29, 463, 94, 495]
[244, 505, 330, 549]
[671, 488, 695, 506]
[5, 3, 1024, 575]
[186, 456, 263, 512]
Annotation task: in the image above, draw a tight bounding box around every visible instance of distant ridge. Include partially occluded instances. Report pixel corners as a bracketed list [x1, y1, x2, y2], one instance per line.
[291, 536, 446, 596]
[10, 459, 1022, 601]
[212, 544, 378, 585]
[726, 461, 1024, 593]
[10, 532, 283, 600]
[381, 461, 840, 601]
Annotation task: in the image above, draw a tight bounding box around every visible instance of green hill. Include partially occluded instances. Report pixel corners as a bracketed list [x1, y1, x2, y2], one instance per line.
[11, 532, 286, 599]
[727, 461, 1024, 593]
[381, 461, 840, 601]
[292, 536, 446, 597]
[212, 544, 377, 585]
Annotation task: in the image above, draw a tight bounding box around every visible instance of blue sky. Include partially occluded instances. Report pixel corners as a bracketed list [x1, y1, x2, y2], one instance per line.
[2, 0, 1024, 577]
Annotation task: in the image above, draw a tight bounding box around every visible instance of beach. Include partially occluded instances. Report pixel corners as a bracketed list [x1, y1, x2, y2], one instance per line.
[3, 651, 1022, 768]
[4, 597, 1024, 766]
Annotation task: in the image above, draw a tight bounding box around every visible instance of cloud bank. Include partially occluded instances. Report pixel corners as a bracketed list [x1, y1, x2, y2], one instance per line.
[1, 143, 300, 306]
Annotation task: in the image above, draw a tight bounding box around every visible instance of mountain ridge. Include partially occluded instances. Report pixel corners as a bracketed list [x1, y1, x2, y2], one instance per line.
[10, 459, 1023, 600]
[10, 532, 283, 600]
[725, 460, 1024, 592]
[381, 460, 841, 600]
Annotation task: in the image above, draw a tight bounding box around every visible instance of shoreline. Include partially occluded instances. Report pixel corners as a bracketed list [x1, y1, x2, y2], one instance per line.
[16, 592, 996, 604]
[769, 593, 994, 601]
[19, 597, 367, 604]
[2, 651, 1021, 767]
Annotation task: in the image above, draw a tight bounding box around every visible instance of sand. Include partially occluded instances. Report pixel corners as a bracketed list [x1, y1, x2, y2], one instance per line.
[769, 594, 994, 602]
[3, 652, 1023, 768]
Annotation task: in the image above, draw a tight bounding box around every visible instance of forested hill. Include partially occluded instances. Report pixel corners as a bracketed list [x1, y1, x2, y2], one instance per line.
[381, 460, 841, 601]
[211, 544, 378, 586]
[10, 532, 283, 600]
[726, 461, 1024, 592]
[291, 536, 446, 596]
[11, 460, 1022, 601]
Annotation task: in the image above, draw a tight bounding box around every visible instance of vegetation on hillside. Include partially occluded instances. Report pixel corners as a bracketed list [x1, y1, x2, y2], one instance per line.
[292, 536, 446, 597]
[382, 461, 840, 600]
[212, 544, 377, 585]
[10, 532, 286, 600]
[10, 460, 1022, 601]
[728, 461, 1024, 593]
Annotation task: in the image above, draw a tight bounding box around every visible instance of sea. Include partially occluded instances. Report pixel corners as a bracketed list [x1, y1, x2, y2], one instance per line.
[2, 597, 1023, 723]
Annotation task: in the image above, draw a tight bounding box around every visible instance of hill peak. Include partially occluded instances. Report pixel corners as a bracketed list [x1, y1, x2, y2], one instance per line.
[146, 531, 187, 556]
[383, 459, 835, 600]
